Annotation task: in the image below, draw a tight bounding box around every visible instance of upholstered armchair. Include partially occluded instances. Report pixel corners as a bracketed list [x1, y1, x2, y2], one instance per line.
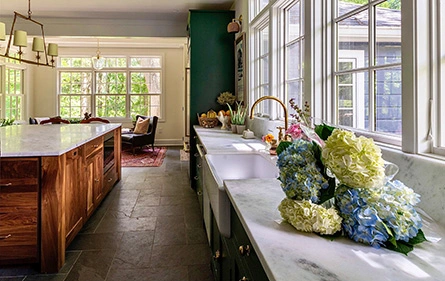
[121, 115, 158, 154]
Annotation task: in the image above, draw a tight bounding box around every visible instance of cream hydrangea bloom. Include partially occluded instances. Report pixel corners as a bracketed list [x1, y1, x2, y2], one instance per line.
[278, 198, 342, 235]
[322, 129, 385, 189]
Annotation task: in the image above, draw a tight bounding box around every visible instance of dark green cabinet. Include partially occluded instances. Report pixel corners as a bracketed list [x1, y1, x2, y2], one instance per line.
[209, 203, 269, 281]
[188, 10, 235, 190]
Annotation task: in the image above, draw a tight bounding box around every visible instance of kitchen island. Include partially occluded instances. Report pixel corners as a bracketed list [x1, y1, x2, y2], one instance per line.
[0, 124, 121, 273]
[195, 126, 445, 281]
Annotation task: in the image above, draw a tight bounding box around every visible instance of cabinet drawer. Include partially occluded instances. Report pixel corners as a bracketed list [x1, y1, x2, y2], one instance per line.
[231, 206, 268, 281]
[85, 137, 103, 157]
[0, 199, 39, 263]
[103, 165, 117, 195]
[0, 158, 39, 186]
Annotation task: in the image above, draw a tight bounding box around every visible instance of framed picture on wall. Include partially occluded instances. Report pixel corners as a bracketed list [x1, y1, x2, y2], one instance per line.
[235, 32, 246, 104]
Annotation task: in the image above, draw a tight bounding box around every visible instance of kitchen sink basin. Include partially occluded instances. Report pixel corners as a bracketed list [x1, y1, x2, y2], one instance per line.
[203, 153, 279, 237]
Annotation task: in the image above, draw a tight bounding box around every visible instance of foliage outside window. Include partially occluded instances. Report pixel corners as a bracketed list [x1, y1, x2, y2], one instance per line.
[3, 66, 24, 121]
[58, 56, 162, 120]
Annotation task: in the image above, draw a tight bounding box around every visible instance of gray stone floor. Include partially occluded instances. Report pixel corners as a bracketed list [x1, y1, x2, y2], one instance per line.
[0, 147, 213, 281]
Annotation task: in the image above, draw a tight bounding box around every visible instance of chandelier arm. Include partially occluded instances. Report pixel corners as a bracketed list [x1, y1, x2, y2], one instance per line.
[4, 13, 18, 56]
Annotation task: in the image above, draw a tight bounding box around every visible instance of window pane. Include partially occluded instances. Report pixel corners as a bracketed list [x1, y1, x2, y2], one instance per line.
[260, 57, 269, 83]
[59, 58, 92, 68]
[95, 95, 126, 117]
[60, 72, 92, 95]
[375, 2, 401, 66]
[375, 67, 402, 135]
[104, 57, 127, 68]
[130, 57, 161, 68]
[261, 28, 269, 55]
[286, 80, 303, 110]
[96, 72, 127, 94]
[288, 1, 301, 41]
[336, 71, 368, 130]
[131, 72, 161, 94]
[338, 1, 367, 17]
[286, 41, 301, 80]
[130, 95, 161, 119]
[337, 9, 369, 68]
[59, 95, 91, 118]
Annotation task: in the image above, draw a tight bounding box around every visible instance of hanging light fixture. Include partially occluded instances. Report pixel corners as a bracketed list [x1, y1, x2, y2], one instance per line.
[91, 39, 106, 70]
[0, 0, 58, 67]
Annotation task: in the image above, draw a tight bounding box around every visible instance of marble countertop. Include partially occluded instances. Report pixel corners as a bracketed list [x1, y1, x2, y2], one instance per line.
[195, 126, 445, 281]
[224, 178, 445, 281]
[0, 124, 121, 157]
[194, 126, 268, 153]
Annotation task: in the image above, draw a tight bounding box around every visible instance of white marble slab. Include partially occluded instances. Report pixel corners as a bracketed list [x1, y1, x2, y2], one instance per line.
[194, 126, 268, 153]
[0, 124, 121, 157]
[224, 178, 445, 281]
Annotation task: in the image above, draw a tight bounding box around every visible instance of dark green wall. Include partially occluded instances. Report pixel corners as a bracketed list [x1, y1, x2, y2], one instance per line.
[189, 10, 235, 188]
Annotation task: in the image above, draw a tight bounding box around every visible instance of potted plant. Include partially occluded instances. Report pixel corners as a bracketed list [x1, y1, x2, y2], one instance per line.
[227, 102, 247, 134]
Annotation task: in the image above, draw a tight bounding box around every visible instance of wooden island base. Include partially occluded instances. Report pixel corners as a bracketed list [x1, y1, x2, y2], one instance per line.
[0, 126, 121, 273]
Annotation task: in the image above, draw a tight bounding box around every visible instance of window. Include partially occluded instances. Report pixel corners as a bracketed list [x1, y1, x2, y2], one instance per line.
[251, 19, 270, 114]
[2, 66, 25, 121]
[58, 56, 162, 120]
[284, 0, 305, 111]
[334, 0, 402, 138]
[252, 0, 271, 18]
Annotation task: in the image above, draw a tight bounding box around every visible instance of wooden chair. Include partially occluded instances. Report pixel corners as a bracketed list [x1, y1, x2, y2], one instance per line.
[40, 116, 70, 124]
[80, 117, 110, 124]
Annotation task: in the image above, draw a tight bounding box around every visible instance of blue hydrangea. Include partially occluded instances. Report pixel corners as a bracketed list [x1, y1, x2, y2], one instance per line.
[277, 139, 329, 203]
[335, 181, 422, 247]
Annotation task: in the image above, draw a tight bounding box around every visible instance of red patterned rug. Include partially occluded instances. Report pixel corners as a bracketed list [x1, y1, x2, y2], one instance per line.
[121, 146, 167, 167]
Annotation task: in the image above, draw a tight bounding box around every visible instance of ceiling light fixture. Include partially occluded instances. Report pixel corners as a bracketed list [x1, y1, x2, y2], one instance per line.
[92, 39, 105, 70]
[0, 0, 58, 67]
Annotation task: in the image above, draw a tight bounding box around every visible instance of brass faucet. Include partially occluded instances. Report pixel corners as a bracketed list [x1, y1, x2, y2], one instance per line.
[249, 96, 288, 141]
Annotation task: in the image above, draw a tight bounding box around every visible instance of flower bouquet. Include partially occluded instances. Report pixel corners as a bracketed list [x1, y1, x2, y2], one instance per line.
[275, 100, 426, 254]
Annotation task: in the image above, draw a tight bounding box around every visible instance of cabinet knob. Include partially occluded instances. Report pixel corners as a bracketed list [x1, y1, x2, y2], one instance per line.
[197, 164, 202, 168]
[213, 250, 221, 261]
[108, 177, 113, 182]
[194, 176, 199, 180]
[197, 191, 203, 196]
[93, 144, 99, 148]
[194, 153, 200, 157]
[239, 277, 249, 281]
[94, 179, 100, 182]
[0, 234, 12, 240]
[0, 183, 12, 187]
[238, 245, 250, 256]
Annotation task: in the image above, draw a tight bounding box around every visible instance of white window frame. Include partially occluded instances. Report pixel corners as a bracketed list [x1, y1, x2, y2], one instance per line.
[338, 51, 365, 128]
[57, 54, 164, 121]
[0, 62, 26, 122]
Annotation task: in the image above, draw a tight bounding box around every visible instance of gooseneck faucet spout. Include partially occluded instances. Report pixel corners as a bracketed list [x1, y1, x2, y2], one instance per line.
[249, 96, 288, 141]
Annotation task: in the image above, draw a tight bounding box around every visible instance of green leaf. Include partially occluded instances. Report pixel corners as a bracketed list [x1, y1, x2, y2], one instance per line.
[384, 230, 427, 255]
[385, 240, 414, 255]
[409, 229, 427, 245]
[276, 141, 292, 156]
[315, 124, 336, 141]
[318, 177, 336, 204]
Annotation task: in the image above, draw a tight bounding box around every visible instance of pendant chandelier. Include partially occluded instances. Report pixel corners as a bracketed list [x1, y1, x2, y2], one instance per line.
[0, 0, 58, 67]
[92, 39, 106, 70]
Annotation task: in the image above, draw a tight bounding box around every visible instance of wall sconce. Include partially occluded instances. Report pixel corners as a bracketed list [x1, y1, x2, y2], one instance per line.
[0, 0, 58, 67]
[227, 15, 243, 33]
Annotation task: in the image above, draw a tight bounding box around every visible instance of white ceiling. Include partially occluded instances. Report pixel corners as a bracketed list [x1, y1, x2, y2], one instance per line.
[0, 0, 234, 21]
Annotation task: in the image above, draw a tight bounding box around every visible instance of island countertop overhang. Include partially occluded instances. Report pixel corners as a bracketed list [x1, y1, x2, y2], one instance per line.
[0, 124, 122, 157]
